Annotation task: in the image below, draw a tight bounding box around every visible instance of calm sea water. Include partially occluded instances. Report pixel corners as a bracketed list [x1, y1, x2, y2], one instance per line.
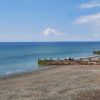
[0, 42, 100, 76]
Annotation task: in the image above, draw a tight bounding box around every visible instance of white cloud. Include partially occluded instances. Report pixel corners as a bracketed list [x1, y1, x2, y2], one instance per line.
[42, 28, 90, 41]
[75, 13, 100, 24]
[75, 12, 100, 39]
[42, 28, 64, 36]
[80, 0, 100, 8]
[41, 26, 100, 41]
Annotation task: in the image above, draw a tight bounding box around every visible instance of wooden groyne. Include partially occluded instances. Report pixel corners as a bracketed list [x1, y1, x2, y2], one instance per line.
[38, 57, 100, 65]
[93, 51, 100, 55]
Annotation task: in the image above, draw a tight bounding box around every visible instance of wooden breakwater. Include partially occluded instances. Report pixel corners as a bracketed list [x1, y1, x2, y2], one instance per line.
[38, 57, 100, 65]
[93, 51, 100, 55]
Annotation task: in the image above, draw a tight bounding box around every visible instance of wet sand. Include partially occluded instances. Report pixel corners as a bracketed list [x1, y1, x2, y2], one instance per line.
[0, 65, 100, 100]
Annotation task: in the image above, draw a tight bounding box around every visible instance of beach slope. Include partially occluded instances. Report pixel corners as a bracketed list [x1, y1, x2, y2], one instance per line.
[0, 65, 100, 100]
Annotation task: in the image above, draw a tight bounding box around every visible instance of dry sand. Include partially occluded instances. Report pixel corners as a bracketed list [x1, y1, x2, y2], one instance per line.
[0, 65, 100, 100]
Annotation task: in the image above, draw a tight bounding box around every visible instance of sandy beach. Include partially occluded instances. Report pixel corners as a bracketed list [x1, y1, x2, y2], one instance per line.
[0, 65, 100, 100]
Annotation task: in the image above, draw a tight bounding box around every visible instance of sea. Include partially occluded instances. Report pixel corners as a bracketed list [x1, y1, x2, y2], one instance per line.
[0, 42, 100, 76]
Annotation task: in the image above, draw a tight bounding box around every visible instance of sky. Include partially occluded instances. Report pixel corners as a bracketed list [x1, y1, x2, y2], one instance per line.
[0, 0, 100, 42]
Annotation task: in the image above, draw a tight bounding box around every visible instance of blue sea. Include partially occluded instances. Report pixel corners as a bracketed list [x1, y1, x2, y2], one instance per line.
[0, 42, 100, 76]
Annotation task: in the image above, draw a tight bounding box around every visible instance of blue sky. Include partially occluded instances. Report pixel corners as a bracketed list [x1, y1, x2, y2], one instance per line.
[0, 0, 100, 42]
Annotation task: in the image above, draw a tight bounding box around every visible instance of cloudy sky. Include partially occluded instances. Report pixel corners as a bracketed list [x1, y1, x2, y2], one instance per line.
[0, 0, 100, 42]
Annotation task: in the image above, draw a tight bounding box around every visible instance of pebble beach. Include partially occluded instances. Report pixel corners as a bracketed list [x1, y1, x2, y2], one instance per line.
[0, 65, 100, 100]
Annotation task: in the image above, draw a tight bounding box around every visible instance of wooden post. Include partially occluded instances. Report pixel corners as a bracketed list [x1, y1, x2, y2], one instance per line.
[44, 58, 46, 61]
[80, 58, 82, 61]
[89, 57, 91, 61]
[50, 58, 52, 61]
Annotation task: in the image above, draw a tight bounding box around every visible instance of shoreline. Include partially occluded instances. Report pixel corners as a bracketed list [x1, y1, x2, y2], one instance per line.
[0, 65, 57, 79]
[1, 55, 100, 79]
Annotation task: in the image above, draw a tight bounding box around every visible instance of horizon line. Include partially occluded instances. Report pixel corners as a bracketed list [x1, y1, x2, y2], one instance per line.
[0, 41, 100, 43]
